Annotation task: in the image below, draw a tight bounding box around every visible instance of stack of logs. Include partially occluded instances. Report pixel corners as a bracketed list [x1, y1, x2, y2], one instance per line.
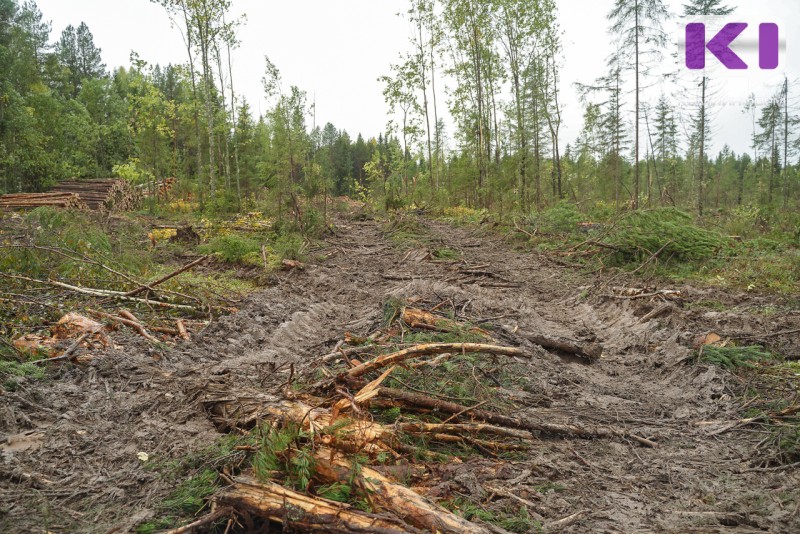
[51, 179, 141, 211]
[0, 192, 88, 211]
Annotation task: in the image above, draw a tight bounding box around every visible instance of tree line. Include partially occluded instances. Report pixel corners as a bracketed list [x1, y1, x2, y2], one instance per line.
[1, 0, 797, 219]
[381, 0, 799, 215]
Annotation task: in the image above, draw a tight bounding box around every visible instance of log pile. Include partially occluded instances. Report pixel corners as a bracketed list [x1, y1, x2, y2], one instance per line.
[51, 179, 141, 211]
[0, 192, 88, 211]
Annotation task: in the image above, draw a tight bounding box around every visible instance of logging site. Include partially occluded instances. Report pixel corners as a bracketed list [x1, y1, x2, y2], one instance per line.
[1, 0, 800, 533]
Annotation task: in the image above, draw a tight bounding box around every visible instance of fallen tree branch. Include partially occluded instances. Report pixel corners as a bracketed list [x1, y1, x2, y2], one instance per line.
[517, 332, 603, 362]
[377, 387, 656, 447]
[122, 255, 210, 298]
[162, 507, 232, 534]
[0, 273, 198, 311]
[88, 310, 159, 343]
[345, 343, 528, 379]
[314, 452, 489, 534]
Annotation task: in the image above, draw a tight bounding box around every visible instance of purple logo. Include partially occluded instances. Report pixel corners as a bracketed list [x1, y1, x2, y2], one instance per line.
[686, 22, 779, 70]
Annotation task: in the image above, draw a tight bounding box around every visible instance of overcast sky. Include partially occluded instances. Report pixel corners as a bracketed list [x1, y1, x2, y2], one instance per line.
[35, 0, 799, 157]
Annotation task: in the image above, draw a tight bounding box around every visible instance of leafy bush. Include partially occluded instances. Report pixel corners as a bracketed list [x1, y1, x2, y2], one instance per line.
[608, 208, 725, 262]
[198, 235, 262, 265]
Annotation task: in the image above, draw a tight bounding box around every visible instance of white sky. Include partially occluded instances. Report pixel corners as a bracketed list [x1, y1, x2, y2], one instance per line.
[35, 0, 799, 157]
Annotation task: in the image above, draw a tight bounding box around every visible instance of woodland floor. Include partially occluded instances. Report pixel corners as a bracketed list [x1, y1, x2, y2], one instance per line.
[2, 211, 799, 533]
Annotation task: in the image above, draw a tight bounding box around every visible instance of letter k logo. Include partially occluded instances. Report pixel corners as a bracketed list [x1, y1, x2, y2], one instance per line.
[686, 22, 748, 69]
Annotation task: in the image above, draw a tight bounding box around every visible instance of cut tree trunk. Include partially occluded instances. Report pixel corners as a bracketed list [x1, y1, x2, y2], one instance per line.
[314, 452, 489, 534]
[216, 476, 419, 534]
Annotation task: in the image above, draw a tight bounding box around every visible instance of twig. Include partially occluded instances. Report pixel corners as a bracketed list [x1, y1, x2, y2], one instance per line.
[732, 328, 800, 340]
[163, 507, 232, 534]
[31, 330, 97, 365]
[176, 319, 191, 341]
[543, 510, 589, 532]
[441, 400, 490, 425]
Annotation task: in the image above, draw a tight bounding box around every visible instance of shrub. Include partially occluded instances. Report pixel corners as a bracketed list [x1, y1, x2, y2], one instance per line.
[534, 201, 583, 233]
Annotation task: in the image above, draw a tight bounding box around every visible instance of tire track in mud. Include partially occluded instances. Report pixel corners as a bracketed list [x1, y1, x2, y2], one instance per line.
[410, 217, 799, 533]
[201, 216, 796, 533]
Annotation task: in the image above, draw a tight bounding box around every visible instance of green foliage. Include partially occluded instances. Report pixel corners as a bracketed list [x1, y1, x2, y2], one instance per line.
[444, 498, 541, 533]
[534, 201, 584, 233]
[272, 232, 305, 262]
[608, 208, 726, 262]
[0, 360, 46, 391]
[252, 423, 315, 491]
[134, 518, 176, 534]
[433, 247, 461, 260]
[198, 235, 262, 265]
[162, 469, 218, 515]
[700, 345, 775, 370]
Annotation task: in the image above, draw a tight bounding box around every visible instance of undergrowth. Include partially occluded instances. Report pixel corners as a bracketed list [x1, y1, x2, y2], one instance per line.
[443, 497, 542, 533]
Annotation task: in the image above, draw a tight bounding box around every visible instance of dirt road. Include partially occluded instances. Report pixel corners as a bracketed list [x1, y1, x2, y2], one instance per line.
[2, 214, 798, 533]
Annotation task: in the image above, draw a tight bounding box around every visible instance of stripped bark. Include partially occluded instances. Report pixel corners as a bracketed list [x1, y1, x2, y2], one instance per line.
[216, 477, 418, 534]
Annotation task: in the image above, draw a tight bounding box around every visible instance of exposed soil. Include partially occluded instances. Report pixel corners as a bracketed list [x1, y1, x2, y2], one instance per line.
[2, 214, 799, 533]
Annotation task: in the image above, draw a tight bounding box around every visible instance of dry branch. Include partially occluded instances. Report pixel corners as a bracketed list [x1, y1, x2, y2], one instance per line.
[0, 273, 197, 311]
[122, 255, 210, 298]
[377, 387, 656, 447]
[88, 310, 159, 343]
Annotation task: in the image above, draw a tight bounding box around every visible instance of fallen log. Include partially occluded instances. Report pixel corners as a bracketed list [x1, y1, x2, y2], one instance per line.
[520, 332, 603, 362]
[216, 476, 421, 534]
[346, 343, 528, 379]
[314, 452, 489, 534]
[377, 387, 657, 447]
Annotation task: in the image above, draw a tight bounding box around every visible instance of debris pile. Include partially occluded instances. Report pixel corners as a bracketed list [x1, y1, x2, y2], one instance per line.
[191, 299, 654, 533]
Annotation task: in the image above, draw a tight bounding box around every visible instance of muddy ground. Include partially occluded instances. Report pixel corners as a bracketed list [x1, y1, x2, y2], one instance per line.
[1, 213, 799, 533]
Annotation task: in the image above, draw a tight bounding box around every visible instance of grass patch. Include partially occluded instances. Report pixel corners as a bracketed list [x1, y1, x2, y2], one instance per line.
[433, 247, 461, 260]
[383, 215, 430, 249]
[0, 360, 47, 391]
[162, 469, 218, 515]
